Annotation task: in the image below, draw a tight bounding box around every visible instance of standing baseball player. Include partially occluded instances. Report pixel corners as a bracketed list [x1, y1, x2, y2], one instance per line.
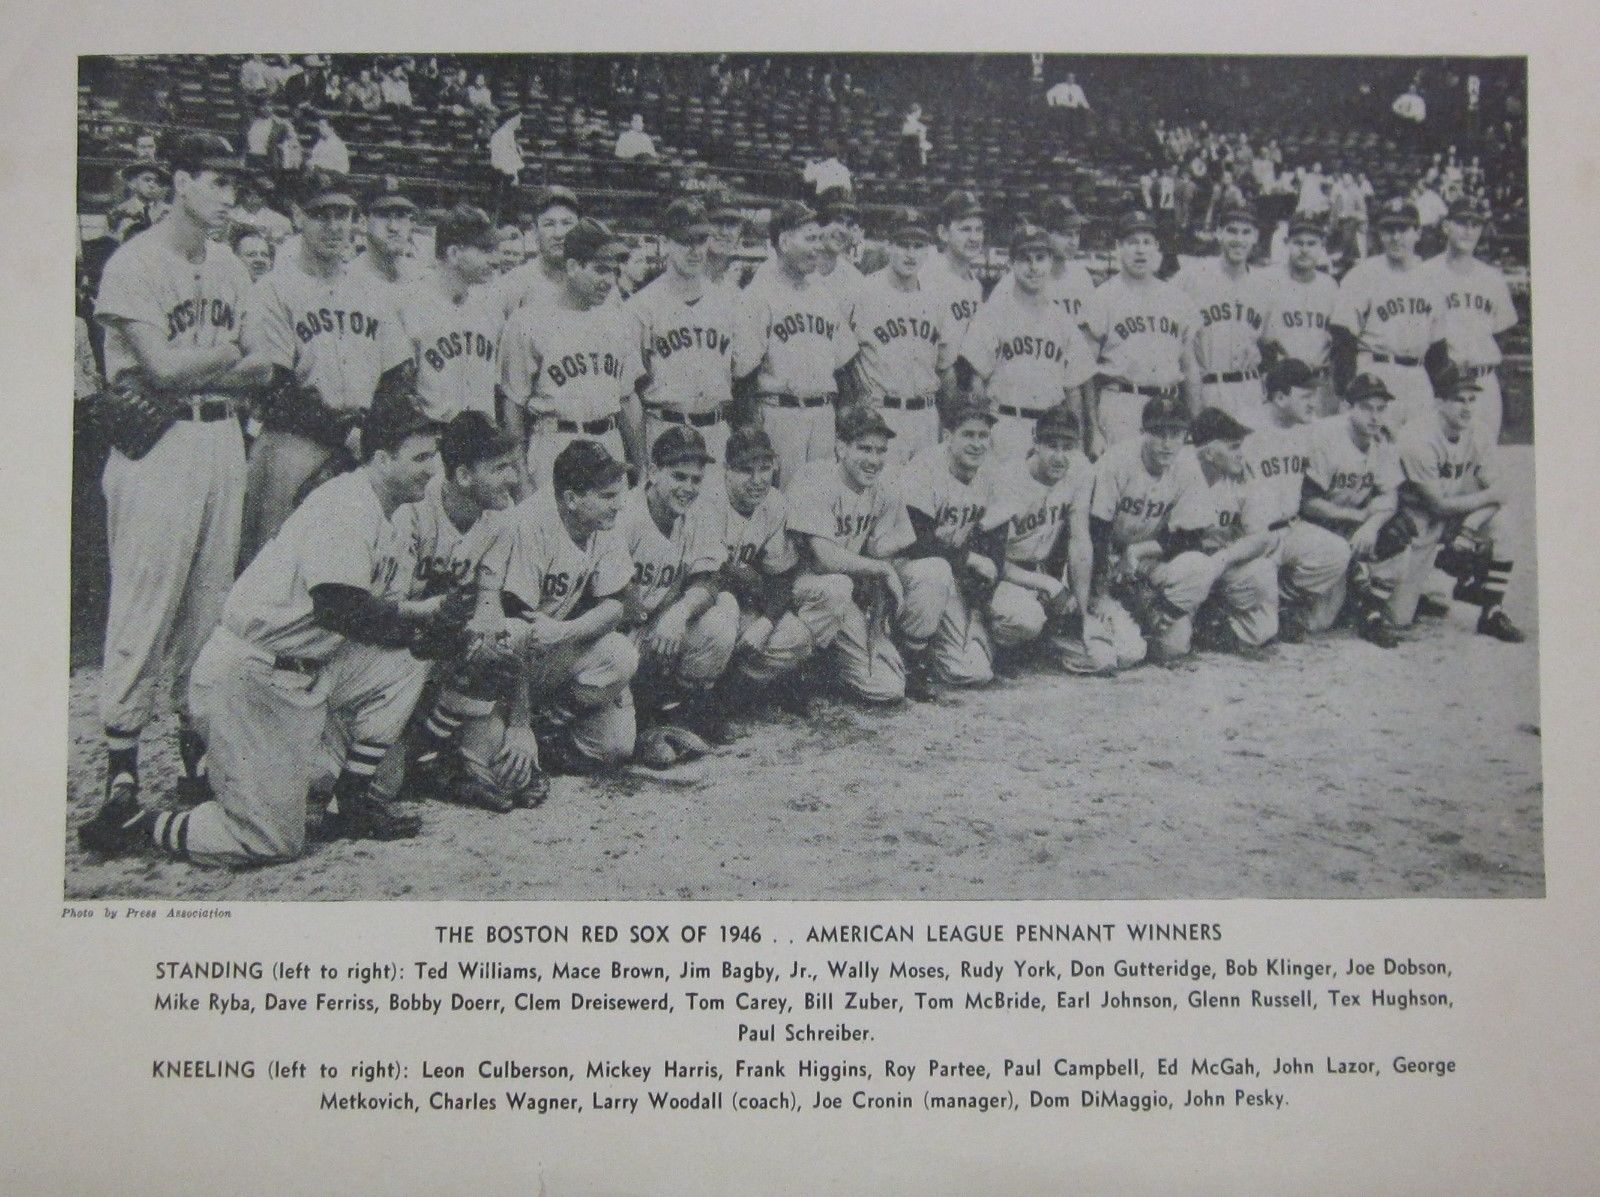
[787, 405, 952, 703]
[813, 187, 866, 312]
[733, 200, 856, 490]
[625, 198, 747, 465]
[80, 133, 269, 833]
[842, 205, 945, 471]
[498, 218, 646, 490]
[925, 190, 988, 368]
[1330, 196, 1447, 430]
[1422, 195, 1518, 448]
[394, 203, 502, 422]
[958, 220, 1091, 463]
[1087, 209, 1201, 447]
[349, 175, 419, 291]
[702, 187, 747, 292]
[1242, 358, 1352, 641]
[78, 389, 450, 861]
[1260, 213, 1338, 414]
[1025, 196, 1102, 436]
[240, 167, 413, 569]
[1177, 201, 1274, 430]
[485, 184, 584, 322]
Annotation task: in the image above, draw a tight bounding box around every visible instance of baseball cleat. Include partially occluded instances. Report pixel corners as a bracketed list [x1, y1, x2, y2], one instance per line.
[1414, 594, 1452, 619]
[321, 799, 422, 841]
[1358, 609, 1402, 649]
[77, 775, 154, 855]
[1476, 608, 1526, 643]
[1276, 608, 1308, 644]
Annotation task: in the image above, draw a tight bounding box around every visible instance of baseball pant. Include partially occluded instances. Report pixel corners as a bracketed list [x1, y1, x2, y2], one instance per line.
[633, 591, 741, 691]
[1151, 551, 1280, 656]
[1197, 378, 1268, 431]
[241, 429, 339, 572]
[1277, 519, 1353, 631]
[181, 627, 429, 866]
[877, 400, 939, 477]
[1098, 387, 1175, 447]
[988, 580, 1051, 648]
[644, 409, 730, 472]
[734, 574, 853, 681]
[506, 625, 640, 764]
[100, 418, 246, 736]
[760, 400, 836, 492]
[900, 561, 994, 686]
[1059, 597, 1148, 674]
[1387, 505, 1508, 627]
[826, 558, 952, 703]
[1360, 356, 1434, 433]
[526, 417, 627, 495]
[1470, 368, 1504, 450]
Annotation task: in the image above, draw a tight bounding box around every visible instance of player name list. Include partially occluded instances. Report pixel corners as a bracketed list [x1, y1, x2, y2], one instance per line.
[118, 917, 1465, 1118]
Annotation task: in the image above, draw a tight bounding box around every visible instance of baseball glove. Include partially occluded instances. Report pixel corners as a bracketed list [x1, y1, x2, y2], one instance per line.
[718, 559, 767, 609]
[96, 377, 180, 460]
[408, 586, 477, 661]
[445, 629, 522, 702]
[261, 375, 357, 452]
[1373, 508, 1421, 562]
[955, 559, 999, 611]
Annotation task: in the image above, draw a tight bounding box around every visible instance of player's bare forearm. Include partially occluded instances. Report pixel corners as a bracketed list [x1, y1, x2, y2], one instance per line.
[619, 393, 646, 481]
[1003, 562, 1062, 598]
[116, 321, 243, 392]
[1068, 526, 1094, 617]
[504, 402, 528, 453]
[1410, 477, 1502, 519]
[807, 535, 887, 581]
[1301, 495, 1366, 529]
[207, 351, 276, 392]
[667, 582, 717, 627]
[1330, 327, 1358, 396]
[566, 597, 625, 643]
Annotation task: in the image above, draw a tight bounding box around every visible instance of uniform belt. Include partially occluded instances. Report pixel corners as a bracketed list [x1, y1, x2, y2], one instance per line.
[996, 403, 1051, 421]
[1101, 378, 1179, 398]
[553, 414, 618, 435]
[175, 398, 235, 421]
[763, 393, 832, 409]
[1465, 364, 1496, 378]
[1267, 516, 1297, 532]
[880, 394, 933, 411]
[1009, 556, 1042, 572]
[272, 654, 322, 676]
[646, 403, 724, 428]
[1366, 353, 1421, 367]
[1200, 369, 1261, 385]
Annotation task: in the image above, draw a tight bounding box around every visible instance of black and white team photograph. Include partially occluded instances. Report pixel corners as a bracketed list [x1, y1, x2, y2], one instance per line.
[66, 52, 1540, 900]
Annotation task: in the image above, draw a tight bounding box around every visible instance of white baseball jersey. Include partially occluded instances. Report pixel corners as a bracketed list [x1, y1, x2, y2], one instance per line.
[246, 254, 410, 413]
[959, 285, 1091, 411]
[1242, 423, 1313, 528]
[1089, 273, 1200, 387]
[1090, 439, 1201, 549]
[786, 460, 915, 558]
[898, 445, 1001, 551]
[625, 273, 745, 416]
[816, 257, 865, 314]
[498, 298, 644, 423]
[94, 227, 253, 389]
[1397, 415, 1494, 513]
[1259, 266, 1337, 370]
[1176, 259, 1271, 375]
[992, 451, 1093, 566]
[466, 490, 633, 622]
[394, 275, 502, 421]
[697, 482, 800, 574]
[394, 475, 501, 599]
[846, 271, 947, 401]
[1170, 466, 1272, 552]
[735, 262, 855, 398]
[1330, 255, 1443, 359]
[221, 469, 407, 661]
[923, 254, 985, 366]
[1422, 254, 1517, 368]
[616, 485, 723, 616]
[1021, 259, 1104, 388]
[484, 257, 566, 323]
[1304, 415, 1401, 513]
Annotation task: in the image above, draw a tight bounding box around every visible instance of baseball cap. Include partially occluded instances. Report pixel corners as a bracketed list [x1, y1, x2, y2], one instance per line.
[1118, 208, 1160, 239]
[364, 174, 418, 215]
[1345, 373, 1395, 405]
[836, 403, 895, 444]
[1009, 220, 1053, 256]
[768, 199, 819, 244]
[1286, 213, 1327, 238]
[562, 218, 627, 264]
[705, 188, 744, 220]
[1215, 201, 1258, 228]
[939, 190, 985, 225]
[1264, 357, 1319, 396]
[1034, 403, 1081, 443]
[297, 167, 360, 212]
[1430, 360, 1483, 399]
[1189, 406, 1252, 447]
[816, 186, 859, 224]
[439, 410, 518, 474]
[724, 427, 777, 470]
[1445, 195, 1491, 223]
[168, 132, 244, 180]
[362, 366, 438, 456]
[121, 159, 170, 184]
[1141, 394, 1190, 432]
[1037, 196, 1085, 233]
[651, 425, 716, 468]
[528, 184, 582, 220]
[943, 396, 998, 430]
[434, 203, 499, 255]
[660, 198, 714, 243]
[1375, 197, 1421, 228]
[552, 439, 628, 496]
[883, 205, 934, 244]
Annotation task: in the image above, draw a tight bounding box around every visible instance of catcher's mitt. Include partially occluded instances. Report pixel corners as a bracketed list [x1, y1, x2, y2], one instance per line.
[1373, 508, 1421, 562]
[96, 377, 180, 460]
[408, 586, 476, 661]
[445, 629, 522, 702]
[635, 723, 714, 769]
[718, 559, 766, 608]
[955, 559, 999, 610]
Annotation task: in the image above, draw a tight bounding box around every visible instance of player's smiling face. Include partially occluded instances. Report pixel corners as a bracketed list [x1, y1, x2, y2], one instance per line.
[666, 230, 710, 278]
[779, 223, 824, 273]
[235, 234, 272, 281]
[387, 433, 442, 505]
[1206, 438, 1248, 479]
[570, 478, 628, 533]
[1379, 223, 1419, 262]
[824, 218, 858, 256]
[1033, 435, 1077, 482]
[460, 451, 523, 512]
[300, 200, 358, 260]
[946, 419, 992, 475]
[709, 215, 742, 258]
[1287, 232, 1323, 272]
[725, 459, 775, 515]
[1445, 216, 1485, 254]
[1275, 385, 1320, 426]
[567, 251, 622, 306]
[1218, 220, 1257, 264]
[536, 206, 580, 259]
[1143, 425, 1187, 472]
[1048, 228, 1080, 260]
[943, 217, 985, 265]
[1119, 232, 1160, 278]
[654, 462, 707, 516]
[1349, 397, 1388, 442]
[839, 434, 890, 488]
[368, 210, 414, 257]
[450, 240, 497, 286]
[1013, 247, 1053, 294]
[1438, 390, 1477, 435]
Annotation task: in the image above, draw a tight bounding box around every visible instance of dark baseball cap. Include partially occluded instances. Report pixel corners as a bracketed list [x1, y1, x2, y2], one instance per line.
[769, 199, 819, 244]
[1009, 220, 1052, 256]
[884, 205, 934, 244]
[836, 403, 895, 444]
[1034, 403, 1081, 443]
[1037, 196, 1085, 233]
[1286, 213, 1327, 238]
[528, 184, 582, 220]
[362, 367, 439, 456]
[1141, 394, 1190, 432]
[365, 174, 418, 215]
[1190, 406, 1251, 447]
[297, 167, 360, 211]
[434, 203, 499, 255]
[943, 396, 998, 430]
[1375, 197, 1421, 228]
[1445, 195, 1491, 223]
[1215, 201, 1258, 228]
[651, 425, 716, 468]
[439, 410, 518, 474]
[1118, 208, 1160, 239]
[169, 133, 244, 180]
[816, 186, 858, 223]
[1430, 360, 1483, 399]
[661, 198, 714, 243]
[1345, 373, 1395, 405]
[562, 218, 627, 264]
[705, 188, 744, 219]
[939, 189, 985, 224]
[552, 439, 628, 495]
[1265, 358, 1319, 396]
[724, 427, 777, 470]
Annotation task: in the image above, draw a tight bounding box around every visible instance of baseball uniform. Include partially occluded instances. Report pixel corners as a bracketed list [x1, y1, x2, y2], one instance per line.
[996, 259, 1103, 389]
[958, 285, 1092, 461]
[625, 272, 746, 465]
[1302, 413, 1407, 622]
[1244, 421, 1351, 631]
[1177, 258, 1273, 429]
[241, 251, 411, 565]
[498, 298, 645, 491]
[1260, 264, 1338, 410]
[1422, 253, 1518, 447]
[182, 469, 431, 865]
[93, 226, 254, 747]
[393, 272, 502, 422]
[1157, 464, 1281, 652]
[485, 256, 565, 324]
[846, 270, 947, 469]
[989, 448, 1095, 649]
[922, 253, 985, 353]
[1330, 254, 1444, 429]
[735, 261, 856, 490]
[1088, 272, 1201, 445]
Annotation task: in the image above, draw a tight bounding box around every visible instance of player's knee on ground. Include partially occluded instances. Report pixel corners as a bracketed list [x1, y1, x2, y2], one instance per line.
[1150, 613, 1194, 662]
[179, 795, 305, 868]
[989, 581, 1047, 648]
[894, 556, 954, 645]
[931, 595, 994, 687]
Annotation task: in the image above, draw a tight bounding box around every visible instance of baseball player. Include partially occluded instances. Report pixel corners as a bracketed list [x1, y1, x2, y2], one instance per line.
[702, 187, 747, 292]
[1087, 209, 1201, 448]
[1260, 213, 1338, 414]
[239, 168, 413, 569]
[78, 389, 448, 861]
[1299, 372, 1410, 648]
[1154, 407, 1282, 656]
[787, 404, 952, 703]
[393, 203, 502, 422]
[81, 133, 269, 833]
[1243, 358, 1352, 641]
[925, 190, 987, 376]
[1422, 196, 1518, 448]
[1390, 363, 1525, 641]
[733, 200, 856, 490]
[462, 440, 642, 772]
[625, 198, 747, 465]
[813, 186, 866, 311]
[1330, 196, 1447, 430]
[1022, 196, 1102, 434]
[498, 218, 647, 491]
[842, 205, 946, 471]
[1084, 396, 1205, 671]
[958, 220, 1091, 463]
[485, 184, 584, 322]
[1176, 202, 1273, 430]
[349, 176, 419, 291]
[989, 404, 1097, 664]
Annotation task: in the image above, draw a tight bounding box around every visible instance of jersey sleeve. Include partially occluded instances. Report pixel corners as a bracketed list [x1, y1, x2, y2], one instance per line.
[829, 294, 858, 372]
[867, 490, 915, 558]
[1329, 268, 1367, 335]
[91, 244, 161, 329]
[897, 456, 940, 521]
[590, 534, 634, 600]
[682, 503, 725, 577]
[376, 296, 411, 373]
[1397, 427, 1440, 485]
[241, 273, 299, 368]
[1088, 452, 1125, 523]
[1167, 474, 1215, 533]
[1490, 271, 1518, 335]
[496, 311, 539, 411]
[784, 473, 838, 541]
[1374, 440, 1403, 494]
[301, 492, 384, 592]
[731, 287, 769, 379]
[1304, 424, 1336, 492]
[755, 494, 800, 574]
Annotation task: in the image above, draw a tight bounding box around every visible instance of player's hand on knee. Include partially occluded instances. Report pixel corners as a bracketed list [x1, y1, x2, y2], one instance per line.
[879, 566, 905, 617]
[494, 727, 539, 791]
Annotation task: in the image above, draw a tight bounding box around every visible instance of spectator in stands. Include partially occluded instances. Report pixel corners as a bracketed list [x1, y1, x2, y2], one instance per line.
[1251, 143, 1275, 192]
[381, 63, 414, 111]
[900, 104, 930, 174]
[412, 57, 443, 109]
[1393, 80, 1427, 149]
[489, 110, 526, 195]
[322, 66, 350, 110]
[1157, 167, 1177, 225]
[1296, 162, 1329, 216]
[230, 227, 275, 283]
[350, 68, 382, 114]
[1046, 71, 1091, 138]
[231, 179, 293, 246]
[245, 102, 277, 173]
[269, 108, 304, 196]
[112, 160, 169, 237]
[495, 224, 527, 273]
[1206, 169, 1245, 232]
[133, 131, 159, 164]
[614, 114, 657, 161]
[240, 54, 273, 101]
[467, 72, 494, 113]
[803, 143, 852, 198]
[1173, 170, 1198, 234]
[307, 117, 350, 175]
[1139, 171, 1157, 210]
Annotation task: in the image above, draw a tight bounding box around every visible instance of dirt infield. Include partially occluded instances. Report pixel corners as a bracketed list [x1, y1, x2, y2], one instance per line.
[61, 448, 1542, 902]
